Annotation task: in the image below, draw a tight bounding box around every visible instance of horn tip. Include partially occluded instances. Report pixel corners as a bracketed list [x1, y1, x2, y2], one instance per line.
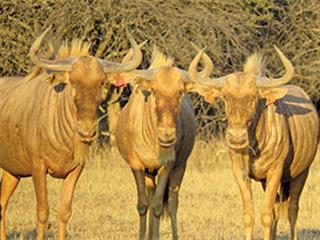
[125, 29, 133, 38]
[140, 40, 148, 48]
[125, 29, 138, 46]
[273, 45, 281, 53]
[43, 25, 52, 35]
[198, 48, 206, 56]
[153, 44, 158, 50]
[191, 42, 203, 52]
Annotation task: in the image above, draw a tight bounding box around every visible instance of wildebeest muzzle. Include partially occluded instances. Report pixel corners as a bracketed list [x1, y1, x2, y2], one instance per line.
[157, 126, 177, 147]
[226, 128, 249, 152]
[76, 122, 98, 143]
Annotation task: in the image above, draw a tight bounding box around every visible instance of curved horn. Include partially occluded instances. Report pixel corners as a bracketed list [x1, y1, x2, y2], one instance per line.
[190, 42, 213, 78]
[121, 40, 147, 64]
[100, 30, 143, 73]
[29, 25, 73, 72]
[188, 49, 227, 87]
[256, 46, 294, 88]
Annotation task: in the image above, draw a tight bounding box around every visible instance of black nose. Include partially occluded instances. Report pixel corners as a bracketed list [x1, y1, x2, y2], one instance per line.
[78, 130, 97, 139]
[226, 129, 247, 142]
[226, 128, 249, 150]
[76, 123, 98, 142]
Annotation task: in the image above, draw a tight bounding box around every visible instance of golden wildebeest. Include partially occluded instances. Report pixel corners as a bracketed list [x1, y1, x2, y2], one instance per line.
[0, 26, 143, 240]
[189, 47, 319, 240]
[115, 46, 212, 240]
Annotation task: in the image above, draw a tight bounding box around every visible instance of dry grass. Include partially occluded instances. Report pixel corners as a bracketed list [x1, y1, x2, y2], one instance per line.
[2, 141, 320, 240]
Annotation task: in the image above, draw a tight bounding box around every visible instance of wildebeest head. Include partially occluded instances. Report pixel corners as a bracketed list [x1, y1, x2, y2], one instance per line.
[119, 46, 213, 147]
[145, 67, 185, 147]
[29, 26, 143, 143]
[189, 47, 294, 152]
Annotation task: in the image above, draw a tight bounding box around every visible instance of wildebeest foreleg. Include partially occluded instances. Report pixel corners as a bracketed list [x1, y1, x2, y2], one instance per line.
[0, 171, 20, 240]
[261, 181, 280, 240]
[57, 165, 84, 240]
[132, 169, 148, 240]
[288, 169, 309, 240]
[232, 155, 254, 240]
[261, 171, 283, 240]
[32, 164, 49, 240]
[149, 163, 174, 240]
[146, 177, 156, 239]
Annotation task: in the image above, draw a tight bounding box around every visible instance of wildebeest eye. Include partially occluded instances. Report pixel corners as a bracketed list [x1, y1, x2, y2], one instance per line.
[222, 94, 228, 100]
[142, 89, 151, 97]
[142, 90, 151, 103]
[53, 82, 67, 92]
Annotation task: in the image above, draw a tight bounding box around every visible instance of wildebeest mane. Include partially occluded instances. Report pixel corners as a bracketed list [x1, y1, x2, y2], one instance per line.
[55, 39, 91, 59]
[243, 52, 266, 77]
[149, 46, 174, 68]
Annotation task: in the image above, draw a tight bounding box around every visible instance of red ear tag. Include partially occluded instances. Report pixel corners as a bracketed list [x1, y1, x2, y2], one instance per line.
[115, 74, 126, 87]
[204, 93, 215, 104]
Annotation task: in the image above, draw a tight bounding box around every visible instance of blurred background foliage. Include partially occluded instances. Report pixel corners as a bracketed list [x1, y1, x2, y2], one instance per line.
[0, 0, 319, 140]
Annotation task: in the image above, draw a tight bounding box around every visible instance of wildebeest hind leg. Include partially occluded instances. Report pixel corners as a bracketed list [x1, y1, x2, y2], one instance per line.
[288, 169, 309, 240]
[132, 169, 148, 240]
[0, 170, 20, 240]
[166, 163, 187, 240]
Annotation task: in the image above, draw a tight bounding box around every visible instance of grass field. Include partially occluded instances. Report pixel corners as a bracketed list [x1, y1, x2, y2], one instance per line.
[2, 141, 320, 240]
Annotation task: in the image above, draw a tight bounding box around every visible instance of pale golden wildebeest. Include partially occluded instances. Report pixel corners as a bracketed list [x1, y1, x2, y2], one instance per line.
[115, 46, 213, 240]
[0, 26, 143, 240]
[189, 47, 319, 240]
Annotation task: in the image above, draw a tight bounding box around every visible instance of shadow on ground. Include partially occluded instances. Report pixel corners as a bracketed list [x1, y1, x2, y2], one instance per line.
[299, 229, 320, 239]
[7, 229, 55, 240]
[256, 229, 320, 240]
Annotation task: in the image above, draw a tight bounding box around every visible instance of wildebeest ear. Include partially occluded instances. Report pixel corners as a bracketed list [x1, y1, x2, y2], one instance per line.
[259, 87, 288, 106]
[45, 71, 70, 85]
[105, 72, 138, 88]
[185, 82, 221, 104]
[106, 72, 152, 90]
[105, 73, 127, 87]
